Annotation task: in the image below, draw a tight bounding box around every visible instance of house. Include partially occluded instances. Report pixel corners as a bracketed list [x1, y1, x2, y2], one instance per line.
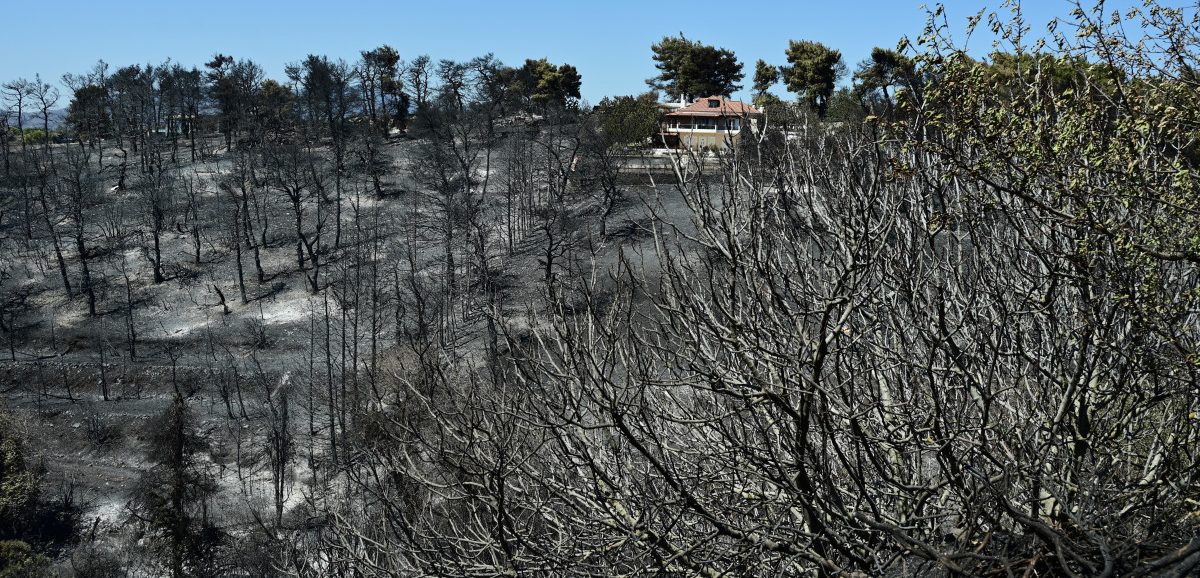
[659, 96, 761, 150]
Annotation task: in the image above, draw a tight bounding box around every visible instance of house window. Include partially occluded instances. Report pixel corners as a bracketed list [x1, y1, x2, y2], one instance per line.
[707, 99, 720, 108]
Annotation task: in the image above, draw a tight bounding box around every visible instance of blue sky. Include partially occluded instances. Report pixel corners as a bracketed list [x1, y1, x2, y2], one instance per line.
[1, 0, 1149, 103]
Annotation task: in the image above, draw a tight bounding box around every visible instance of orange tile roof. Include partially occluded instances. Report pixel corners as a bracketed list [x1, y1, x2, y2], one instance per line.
[665, 96, 761, 117]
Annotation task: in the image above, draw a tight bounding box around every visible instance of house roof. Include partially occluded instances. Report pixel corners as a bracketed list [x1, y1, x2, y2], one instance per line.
[665, 96, 761, 117]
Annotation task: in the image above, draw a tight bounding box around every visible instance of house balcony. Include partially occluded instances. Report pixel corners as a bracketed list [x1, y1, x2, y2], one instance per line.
[662, 121, 743, 132]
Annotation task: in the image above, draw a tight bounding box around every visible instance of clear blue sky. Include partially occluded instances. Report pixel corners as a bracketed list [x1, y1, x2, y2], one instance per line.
[0, 0, 1149, 104]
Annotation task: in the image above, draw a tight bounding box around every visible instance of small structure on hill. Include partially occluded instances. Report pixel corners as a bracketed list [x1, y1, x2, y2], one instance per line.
[659, 96, 761, 150]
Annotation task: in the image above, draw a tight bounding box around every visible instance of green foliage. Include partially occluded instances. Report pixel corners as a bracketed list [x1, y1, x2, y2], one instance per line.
[0, 410, 77, 558]
[361, 45, 406, 128]
[595, 92, 661, 148]
[204, 55, 239, 135]
[66, 83, 111, 142]
[207, 55, 266, 146]
[9, 129, 53, 146]
[648, 34, 743, 100]
[362, 45, 400, 72]
[852, 46, 919, 116]
[0, 540, 49, 578]
[918, 39, 1196, 269]
[0, 438, 37, 540]
[825, 87, 866, 124]
[898, 7, 1200, 566]
[981, 51, 1121, 100]
[752, 59, 778, 95]
[752, 92, 807, 130]
[509, 58, 581, 111]
[781, 39, 845, 117]
[255, 79, 295, 138]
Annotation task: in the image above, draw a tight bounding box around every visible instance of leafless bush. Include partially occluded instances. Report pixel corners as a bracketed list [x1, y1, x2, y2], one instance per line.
[81, 405, 120, 449]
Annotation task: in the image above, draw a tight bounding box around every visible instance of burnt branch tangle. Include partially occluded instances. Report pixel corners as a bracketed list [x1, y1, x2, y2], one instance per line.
[1, 3, 1200, 576]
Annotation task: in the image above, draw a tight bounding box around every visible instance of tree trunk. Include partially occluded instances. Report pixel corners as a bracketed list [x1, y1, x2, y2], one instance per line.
[39, 188, 74, 297]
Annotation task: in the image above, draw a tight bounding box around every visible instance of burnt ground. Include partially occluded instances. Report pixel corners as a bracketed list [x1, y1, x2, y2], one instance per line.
[0, 133, 707, 573]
